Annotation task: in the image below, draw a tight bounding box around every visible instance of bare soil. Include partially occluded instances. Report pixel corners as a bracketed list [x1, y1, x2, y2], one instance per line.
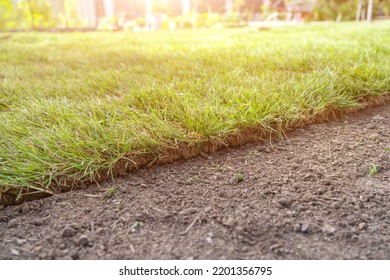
[1, 103, 389, 260]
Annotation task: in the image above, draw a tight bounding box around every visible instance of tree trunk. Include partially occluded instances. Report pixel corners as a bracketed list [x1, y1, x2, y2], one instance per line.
[145, 0, 152, 30]
[27, 0, 35, 29]
[61, 0, 69, 28]
[182, 0, 191, 15]
[356, 2, 362, 21]
[225, 0, 233, 14]
[367, 0, 374, 22]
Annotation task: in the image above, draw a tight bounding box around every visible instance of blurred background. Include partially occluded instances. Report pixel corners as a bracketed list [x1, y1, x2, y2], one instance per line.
[0, 0, 389, 31]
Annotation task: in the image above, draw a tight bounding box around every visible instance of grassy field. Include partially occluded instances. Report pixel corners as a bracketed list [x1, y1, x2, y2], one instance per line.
[1, 22, 389, 199]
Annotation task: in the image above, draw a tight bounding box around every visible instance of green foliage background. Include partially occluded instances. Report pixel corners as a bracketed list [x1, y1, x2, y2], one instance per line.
[0, 0, 389, 30]
[314, 0, 390, 21]
[0, 0, 81, 30]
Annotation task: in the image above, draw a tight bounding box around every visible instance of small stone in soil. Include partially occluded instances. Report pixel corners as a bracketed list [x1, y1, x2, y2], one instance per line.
[322, 224, 336, 235]
[241, 246, 248, 252]
[39, 252, 48, 259]
[11, 249, 19, 256]
[301, 223, 310, 233]
[62, 226, 76, 238]
[358, 222, 368, 231]
[222, 217, 236, 227]
[78, 235, 90, 247]
[8, 219, 18, 228]
[20, 203, 30, 214]
[16, 238, 26, 245]
[235, 226, 244, 233]
[368, 133, 380, 141]
[34, 246, 43, 254]
[277, 198, 293, 207]
[31, 218, 44, 226]
[69, 249, 79, 260]
[286, 211, 295, 217]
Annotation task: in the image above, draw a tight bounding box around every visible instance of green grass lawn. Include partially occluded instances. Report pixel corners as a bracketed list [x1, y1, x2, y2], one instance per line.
[1, 22, 389, 199]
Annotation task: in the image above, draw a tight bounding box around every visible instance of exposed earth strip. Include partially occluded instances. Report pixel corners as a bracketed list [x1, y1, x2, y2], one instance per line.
[1, 102, 389, 259]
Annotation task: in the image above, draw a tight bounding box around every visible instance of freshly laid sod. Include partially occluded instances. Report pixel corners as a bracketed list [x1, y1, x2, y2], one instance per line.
[0, 22, 389, 199]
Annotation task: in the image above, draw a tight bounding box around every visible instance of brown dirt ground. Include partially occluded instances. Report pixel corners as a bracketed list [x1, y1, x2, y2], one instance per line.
[1, 103, 389, 260]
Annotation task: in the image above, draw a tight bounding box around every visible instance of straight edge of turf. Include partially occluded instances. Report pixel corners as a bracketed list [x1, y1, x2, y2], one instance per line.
[1, 94, 389, 206]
